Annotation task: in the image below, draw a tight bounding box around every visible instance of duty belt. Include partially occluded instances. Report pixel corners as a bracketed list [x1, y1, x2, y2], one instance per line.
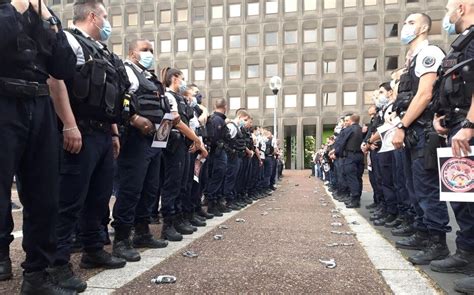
[0, 77, 49, 98]
[77, 119, 111, 133]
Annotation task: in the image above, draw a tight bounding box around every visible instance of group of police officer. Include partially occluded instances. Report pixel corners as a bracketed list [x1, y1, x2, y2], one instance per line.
[0, 0, 283, 294]
[319, 3, 474, 293]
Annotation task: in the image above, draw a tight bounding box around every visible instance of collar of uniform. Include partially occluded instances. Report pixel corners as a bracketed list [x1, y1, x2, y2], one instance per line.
[125, 59, 146, 74]
[70, 25, 104, 49]
[214, 111, 227, 120]
[411, 39, 429, 59]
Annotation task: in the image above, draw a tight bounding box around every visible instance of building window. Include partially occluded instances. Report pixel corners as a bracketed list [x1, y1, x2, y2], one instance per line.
[323, 92, 337, 106]
[112, 15, 122, 27]
[229, 4, 241, 17]
[386, 56, 398, 70]
[248, 2, 259, 15]
[344, 0, 357, 7]
[177, 9, 188, 22]
[193, 7, 205, 22]
[304, 61, 317, 75]
[364, 91, 375, 104]
[385, 23, 398, 37]
[194, 37, 205, 51]
[324, 60, 336, 74]
[212, 36, 223, 49]
[266, 95, 276, 109]
[112, 43, 123, 57]
[230, 97, 241, 109]
[128, 13, 138, 26]
[229, 65, 241, 79]
[212, 6, 223, 19]
[285, 62, 297, 76]
[304, 0, 317, 10]
[52, 0, 61, 5]
[194, 69, 205, 81]
[212, 66, 223, 80]
[248, 65, 259, 78]
[324, 0, 336, 9]
[181, 69, 189, 81]
[344, 91, 357, 105]
[323, 28, 337, 42]
[247, 33, 259, 47]
[143, 11, 154, 25]
[284, 94, 297, 108]
[364, 57, 377, 72]
[284, 31, 298, 44]
[364, 24, 377, 39]
[265, 32, 278, 46]
[343, 26, 357, 41]
[266, 64, 278, 77]
[364, 0, 376, 5]
[161, 40, 171, 53]
[304, 29, 317, 43]
[161, 10, 171, 23]
[304, 93, 317, 107]
[229, 35, 241, 48]
[285, 0, 297, 12]
[429, 20, 442, 35]
[177, 39, 188, 52]
[344, 59, 357, 73]
[385, 0, 397, 4]
[247, 96, 259, 109]
[266, 0, 278, 14]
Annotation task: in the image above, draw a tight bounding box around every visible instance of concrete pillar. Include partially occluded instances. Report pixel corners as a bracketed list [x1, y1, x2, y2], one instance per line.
[296, 118, 304, 170]
[316, 116, 322, 148]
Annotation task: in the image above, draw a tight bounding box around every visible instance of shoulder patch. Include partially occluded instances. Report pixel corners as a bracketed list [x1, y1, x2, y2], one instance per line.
[422, 56, 436, 68]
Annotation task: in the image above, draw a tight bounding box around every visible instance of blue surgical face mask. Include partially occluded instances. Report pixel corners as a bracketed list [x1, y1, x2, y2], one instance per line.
[400, 24, 417, 45]
[179, 80, 187, 93]
[138, 51, 154, 70]
[378, 96, 390, 108]
[96, 17, 112, 41]
[239, 120, 245, 128]
[442, 14, 458, 35]
[190, 97, 198, 107]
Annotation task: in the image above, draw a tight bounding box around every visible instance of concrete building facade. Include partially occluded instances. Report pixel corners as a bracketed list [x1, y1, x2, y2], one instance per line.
[51, 0, 452, 169]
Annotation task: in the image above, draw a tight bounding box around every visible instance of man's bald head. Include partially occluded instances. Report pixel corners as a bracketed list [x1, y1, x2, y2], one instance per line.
[405, 13, 432, 35]
[445, 0, 474, 33]
[215, 98, 227, 109]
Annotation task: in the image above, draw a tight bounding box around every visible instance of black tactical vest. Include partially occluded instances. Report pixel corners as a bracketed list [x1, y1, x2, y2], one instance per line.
[393, 57, 419, 116]
[432, 26, 474, 128]
[344, 125, 363, 152]
[64, 28, 130, 123]
[125, 63, 170, 124]
[228, 122, 247, 152]
[168, 90, 194, 126]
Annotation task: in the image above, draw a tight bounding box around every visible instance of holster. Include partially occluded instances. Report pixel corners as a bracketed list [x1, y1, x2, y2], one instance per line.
[423, 130, 446, 170]
[404, 128, 419, 150]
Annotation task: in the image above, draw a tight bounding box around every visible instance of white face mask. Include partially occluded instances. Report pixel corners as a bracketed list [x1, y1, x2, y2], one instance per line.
[400, 24, 417, 45]
[138, 51, 154, 69]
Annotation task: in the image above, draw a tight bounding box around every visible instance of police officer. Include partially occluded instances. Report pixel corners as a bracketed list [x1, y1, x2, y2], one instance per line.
[0, 0, 77, 293]
[110, 39, 169, 262]
[334, 114, 364, 208]
[428, 1, 474, 292]
[223, 110, 250, 210]
[235, 116, 257, 205]
[159, 68, 202, 241]
[331, 116, 351, 203]
[205, 98, 232, 216]
[392, 13, 451, 265]
[50, 0, 131, 292]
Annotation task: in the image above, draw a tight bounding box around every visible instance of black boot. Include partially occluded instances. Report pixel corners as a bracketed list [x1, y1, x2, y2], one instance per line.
[20, 270, 77, 295]
[197, 207, 214, 219]
[133, 223, 168, 249]
[0, 253, 12, 281]
[454, 276, 474, 294]
[226, 201, 241, 211]
[80, 249, 126, 269]
[187, 213, 206, 227]
[365, 202, 378, 209]
[217, 200, 232, 213]
[391, 217, 415, 236]
[207, 201, 223, 217]
[430, 248, 474, 274]
[160, 217, 183, 241]
[346, 199, 360, 208]
[48, 263, 87, 293]
[409, 233, 450, 265]
[112, 226, 141, 262]
[173, 214, 195, 235]
[373, 214, 397, 226]
[384, 215, 404, 228]
[395, 231, 430, 250]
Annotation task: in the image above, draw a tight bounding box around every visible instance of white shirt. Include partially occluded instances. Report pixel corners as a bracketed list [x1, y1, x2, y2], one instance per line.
[410, 40, 445, 78]
[189, 111, 200, 131]
[64, 26, 104, 66]
[226, 122, 239, 139]
[165, 89, 179, 113]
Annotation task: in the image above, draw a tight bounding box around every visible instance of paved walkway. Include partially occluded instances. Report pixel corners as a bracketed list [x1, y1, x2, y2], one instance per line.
[2, 171, 442, 294]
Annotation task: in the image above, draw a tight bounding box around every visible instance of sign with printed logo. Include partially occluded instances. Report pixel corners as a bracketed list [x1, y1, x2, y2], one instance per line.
[437, 147, 474, 202]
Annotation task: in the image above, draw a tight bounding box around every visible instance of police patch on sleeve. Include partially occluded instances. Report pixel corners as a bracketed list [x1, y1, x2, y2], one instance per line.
[422, 56, 436, 68]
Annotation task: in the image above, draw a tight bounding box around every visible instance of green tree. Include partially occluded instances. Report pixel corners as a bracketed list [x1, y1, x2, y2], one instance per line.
[304, 136, 316, 169]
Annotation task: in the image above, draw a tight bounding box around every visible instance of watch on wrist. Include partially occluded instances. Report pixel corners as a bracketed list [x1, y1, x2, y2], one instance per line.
[46, 16, 60, 26]
[396, 122, 407, 130]
[461, 119, 474, 129]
